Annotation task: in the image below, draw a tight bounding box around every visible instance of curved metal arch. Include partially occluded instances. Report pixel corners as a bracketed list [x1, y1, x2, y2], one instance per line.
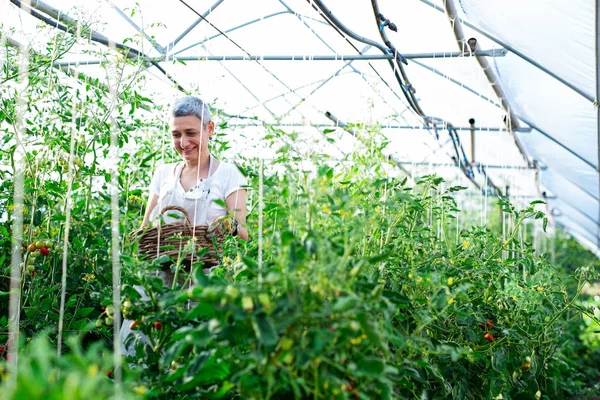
[418, 0, 595, 103]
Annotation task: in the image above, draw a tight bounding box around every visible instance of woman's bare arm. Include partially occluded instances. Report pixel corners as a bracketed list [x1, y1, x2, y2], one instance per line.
[141, 193, 159, 228]
[225, 189, 248, 241]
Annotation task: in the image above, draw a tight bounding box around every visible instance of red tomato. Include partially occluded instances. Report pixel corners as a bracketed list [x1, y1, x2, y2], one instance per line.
[487, 320, 493, 329]
[40, 247, 50, 256]
[484, 333, 496, 342]
[152, 321, 163, 330]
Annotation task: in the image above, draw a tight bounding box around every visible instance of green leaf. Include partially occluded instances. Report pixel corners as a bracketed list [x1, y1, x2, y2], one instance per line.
[491, 348, 507, 373]
[178, 357, 229, 391]
[332, 296, 358, 313]
[77, 307, 94, 318]
[355, 356, 384, 377]
[251, 313, 278, 347]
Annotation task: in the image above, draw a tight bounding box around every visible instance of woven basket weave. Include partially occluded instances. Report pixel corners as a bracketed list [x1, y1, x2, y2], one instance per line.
[134, 205, 220, 266]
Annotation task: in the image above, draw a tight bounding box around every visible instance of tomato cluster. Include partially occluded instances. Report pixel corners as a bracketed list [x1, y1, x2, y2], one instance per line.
[20, 239, 52, 276]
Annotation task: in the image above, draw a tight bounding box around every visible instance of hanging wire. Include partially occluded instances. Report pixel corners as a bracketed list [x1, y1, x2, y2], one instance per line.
[57, 21, 81, 356]
[107, 39, 123, 396]
[258, 157, 264, 285]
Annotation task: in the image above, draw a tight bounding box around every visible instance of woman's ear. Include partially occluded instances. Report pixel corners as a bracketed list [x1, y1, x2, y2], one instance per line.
[207, 121, 215, 138]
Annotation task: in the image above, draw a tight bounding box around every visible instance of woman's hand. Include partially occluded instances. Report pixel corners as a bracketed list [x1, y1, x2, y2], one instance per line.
[207, 215, 238, 238]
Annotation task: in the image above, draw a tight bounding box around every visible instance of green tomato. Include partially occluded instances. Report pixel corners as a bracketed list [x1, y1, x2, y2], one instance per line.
[105, 305, 114, 318]
[27, 264, 35, 273]
[30, 250, 41, 258]
[27, 258, 35, 266]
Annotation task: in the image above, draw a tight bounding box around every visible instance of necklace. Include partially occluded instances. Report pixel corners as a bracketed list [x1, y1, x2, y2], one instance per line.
[185, 155, 213, 192]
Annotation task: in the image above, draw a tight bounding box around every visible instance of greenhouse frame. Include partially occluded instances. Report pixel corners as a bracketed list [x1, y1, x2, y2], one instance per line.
[1, 0, 599, 399]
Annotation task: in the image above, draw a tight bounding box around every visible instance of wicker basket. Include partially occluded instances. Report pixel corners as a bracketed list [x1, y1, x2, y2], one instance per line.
[134, 205, 221, 266]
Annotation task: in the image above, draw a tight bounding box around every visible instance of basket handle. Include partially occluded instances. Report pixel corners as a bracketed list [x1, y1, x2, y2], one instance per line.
[160, 205, 191, 226]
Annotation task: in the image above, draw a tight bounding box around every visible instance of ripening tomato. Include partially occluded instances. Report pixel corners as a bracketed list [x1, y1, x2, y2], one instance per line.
[484, 333, 496, 342]
[487, 320, 493, 329]
[27, 244, 37, 252]
[129, 321, 139, 330]
[35, 241, 45, 249]
[152, 321, 163, 330]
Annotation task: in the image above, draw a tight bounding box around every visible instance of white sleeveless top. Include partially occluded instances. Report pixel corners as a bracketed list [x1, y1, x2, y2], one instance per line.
[148, 159, 247, 226]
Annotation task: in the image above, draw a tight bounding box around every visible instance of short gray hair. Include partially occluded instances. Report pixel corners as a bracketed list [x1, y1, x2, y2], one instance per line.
[171, 96, 212, 126]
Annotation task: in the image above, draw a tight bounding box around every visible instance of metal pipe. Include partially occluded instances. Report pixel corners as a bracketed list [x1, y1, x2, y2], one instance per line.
[104, 0, 164, 53]
[324, 111, 355, 136]
[408, 53, 597, 169]
[370, 0, 423, 115]
[417, 0, 594, 103]
[173, 11, 290, 56]
[165, 0, 226, 53]
[469, 118, 476, 163]
[444, 0, 522, 135]
[9, 0, 188, 92]
[308, 0, 421, 113]
[224, 121, 530, 132]
[52, 50, 506, 66]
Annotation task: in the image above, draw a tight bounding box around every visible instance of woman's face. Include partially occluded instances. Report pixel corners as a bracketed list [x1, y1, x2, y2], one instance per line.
[169, 115, 214, 162]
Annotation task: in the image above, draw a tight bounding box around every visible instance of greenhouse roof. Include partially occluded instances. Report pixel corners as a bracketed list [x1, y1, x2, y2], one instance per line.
[2, 0, 599, 256]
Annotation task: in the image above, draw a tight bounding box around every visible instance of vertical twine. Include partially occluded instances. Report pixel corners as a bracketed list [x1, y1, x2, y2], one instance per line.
[57, 21, 81, 356]
[7, 3, 30, 382]
[107, 41, 123, 398]
[258, 157, 264, 285]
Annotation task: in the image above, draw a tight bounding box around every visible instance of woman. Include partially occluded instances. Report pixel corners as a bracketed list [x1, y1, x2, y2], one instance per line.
[122, 96, 247, 357]
[142, 95, 248, 240]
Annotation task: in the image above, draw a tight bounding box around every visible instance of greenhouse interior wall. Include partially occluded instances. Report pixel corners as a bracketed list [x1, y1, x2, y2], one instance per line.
[0, 0, 599, 398]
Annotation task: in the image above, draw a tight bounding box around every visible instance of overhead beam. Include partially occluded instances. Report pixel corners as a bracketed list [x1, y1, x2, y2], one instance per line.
[224, 122, 530, 132]
[418, 0, 595, 103]
[173, 11, 289, 56]
[104, 0, 164, 53]
[165, 0, 226, 54]
[52, 49, 508, 66]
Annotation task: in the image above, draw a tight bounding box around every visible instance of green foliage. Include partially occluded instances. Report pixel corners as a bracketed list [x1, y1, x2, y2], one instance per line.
[0, 334, 142, 399]
[0, 26, 598, 400]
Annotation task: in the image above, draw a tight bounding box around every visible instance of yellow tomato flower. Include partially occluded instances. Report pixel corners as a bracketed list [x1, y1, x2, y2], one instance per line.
[416, 277, 423, 283]
[134, 386, 148, 395]
[7, 204, 14, 211]
[536, 286, 543, 291]
[447, 277, 454, 286]
[408, 273, 414, 279]
[462, 240, 469, 249]
[88, 364, 99, 376]
[447, 298, 454, 305]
